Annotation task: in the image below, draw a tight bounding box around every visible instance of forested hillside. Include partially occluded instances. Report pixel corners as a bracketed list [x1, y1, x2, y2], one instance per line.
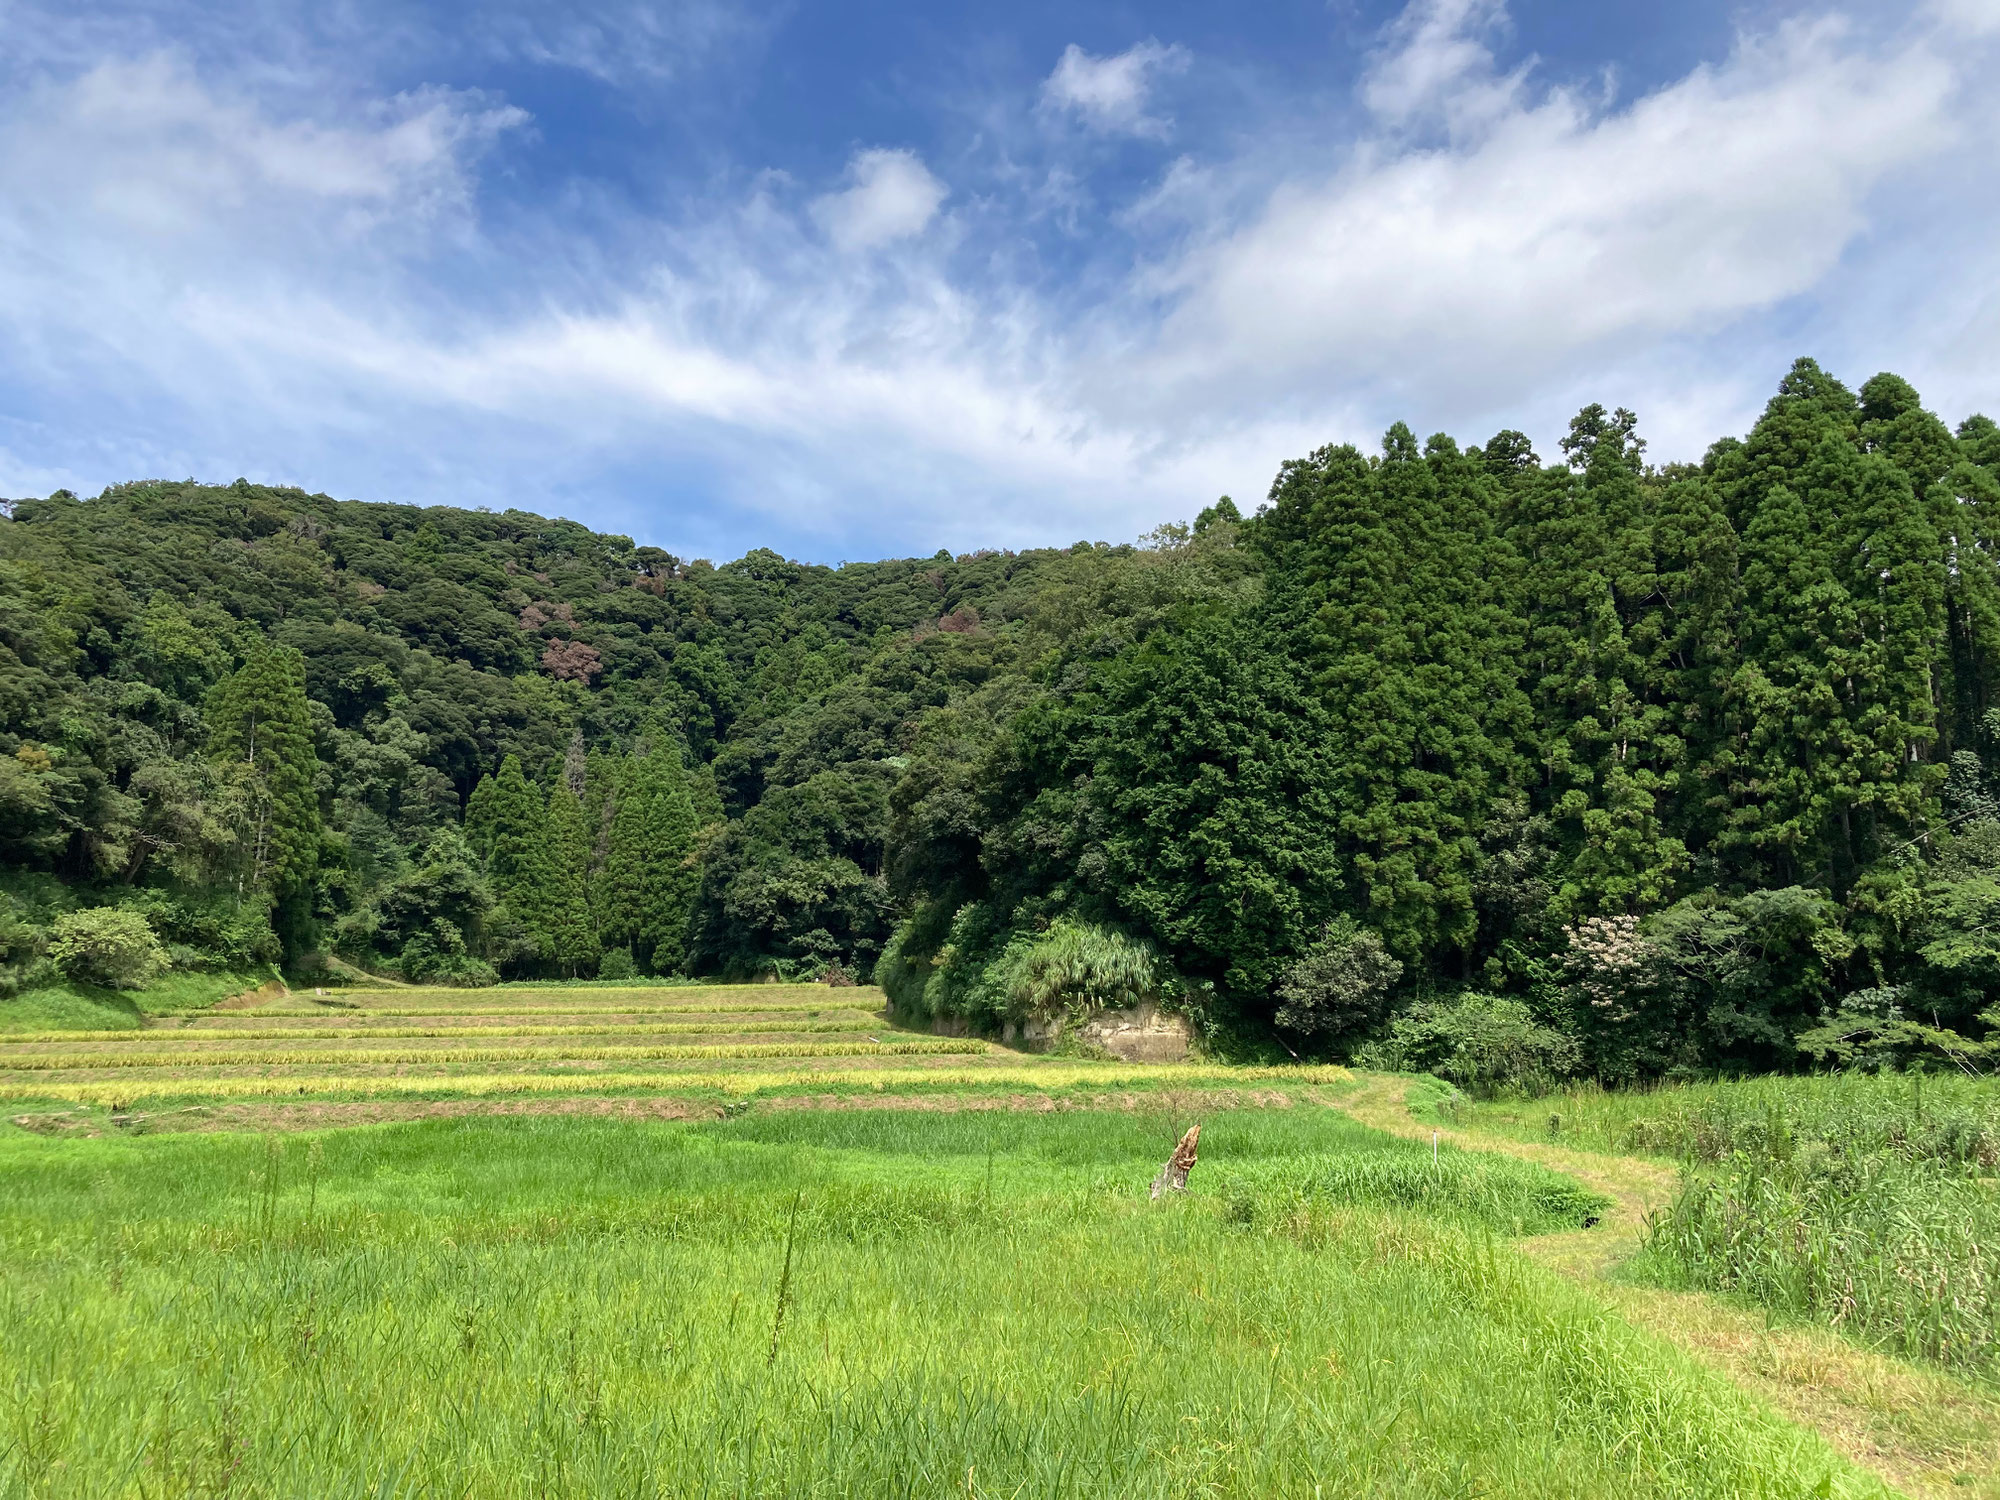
[8, 358, 2000, 1076]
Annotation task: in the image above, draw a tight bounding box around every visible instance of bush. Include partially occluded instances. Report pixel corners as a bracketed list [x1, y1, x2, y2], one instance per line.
[877, 900, 1003, 1025]
[598, 946, 638, 981]
[47, 909, 169, 990]
[1274, 915, 1401, 1042]
[0, 894, 47, 998]
[1360, 992, 1579, 1097]
[873, 919, 926, 1013]
[877, 909, 1174, 1030]
[117, 891, 279, 970]
[994, 920, 1165, 1023]
[398, 920, 498, 987]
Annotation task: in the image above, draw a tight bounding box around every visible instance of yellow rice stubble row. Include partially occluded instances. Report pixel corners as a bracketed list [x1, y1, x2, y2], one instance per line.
[0, 1038, 990, 1073]
[0, 1017, 889, 1047]
[0, 1060, 1349, 1107]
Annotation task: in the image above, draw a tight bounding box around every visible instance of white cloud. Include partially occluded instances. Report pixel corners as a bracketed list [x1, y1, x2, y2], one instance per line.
[469, 0, 772, 85]
[1135, 11, 1964, 421]
[808, 148, 947, 252]
[0, 55, 523, 246]
[1040, 40, 1190, 139]
[1927, 0, 2000, 39]
[1362, 0, 1526, 136]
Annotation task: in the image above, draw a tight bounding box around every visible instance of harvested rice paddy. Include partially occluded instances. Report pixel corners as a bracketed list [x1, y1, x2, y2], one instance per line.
[0, 981, 1336, 1118]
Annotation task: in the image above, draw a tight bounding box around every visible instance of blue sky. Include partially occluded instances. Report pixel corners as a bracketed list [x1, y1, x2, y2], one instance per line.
[1, 0, 1995, 563]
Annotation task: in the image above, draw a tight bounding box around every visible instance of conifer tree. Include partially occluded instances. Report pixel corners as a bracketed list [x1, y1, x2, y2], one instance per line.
[1717, 365, 1948, 890]
[1726, 479, 1850, 884]
[1639, 470, 1740, 856]
[595, 744, 699, 973]
[1551, 409, 1689, 916]
[484, 755, 551, 958]
[463, 773, 500, 865]
[1278, 424, 1522, 961]
[1937, 445, 2000, 750]
[207, 643, 321, 901]
[542, 781, 597, 973]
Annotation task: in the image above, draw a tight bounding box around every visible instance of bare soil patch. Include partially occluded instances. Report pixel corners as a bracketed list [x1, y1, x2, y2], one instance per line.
[211, 980, 292, 1011]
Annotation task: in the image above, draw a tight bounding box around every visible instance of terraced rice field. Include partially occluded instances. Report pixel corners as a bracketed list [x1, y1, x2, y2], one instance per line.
[0, 981, 1335, 1119]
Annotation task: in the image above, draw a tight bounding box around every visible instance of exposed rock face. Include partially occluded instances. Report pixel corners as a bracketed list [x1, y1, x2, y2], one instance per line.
[1079, 1005, 1191, 1062]
[997, 1004, 1192, 1061]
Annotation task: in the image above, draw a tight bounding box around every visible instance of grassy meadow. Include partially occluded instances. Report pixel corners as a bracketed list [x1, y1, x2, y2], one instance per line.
[0, 980, 1955, 1496]
[3, 1102, 1897, 1499]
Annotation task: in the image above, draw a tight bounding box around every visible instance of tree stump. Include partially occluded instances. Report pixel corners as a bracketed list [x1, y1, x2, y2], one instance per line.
[1150, 1123, 1201, 1199]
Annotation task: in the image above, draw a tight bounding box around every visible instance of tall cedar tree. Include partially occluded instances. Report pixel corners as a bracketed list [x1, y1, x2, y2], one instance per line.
[206, 644, 321, 901]
[483, 756, 551, 950]
[1265, 425, 1523, 963]
[596, 746, 699, 973]
[1719, 361, 1945, 890]
[542, 782, 596, 973]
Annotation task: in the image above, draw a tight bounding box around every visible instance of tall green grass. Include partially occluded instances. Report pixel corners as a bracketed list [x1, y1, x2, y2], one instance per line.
[1458, 1073, 2000, 1373]
[1461, 1072, 2000, 1170]
[0, 1108, 1881, 1497]
[0, 970, 278, 1034]
[1641, 1148, 2000, 1371]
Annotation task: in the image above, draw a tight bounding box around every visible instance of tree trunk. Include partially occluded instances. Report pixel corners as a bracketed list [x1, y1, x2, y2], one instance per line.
[1150, 1124, 1201, 1199]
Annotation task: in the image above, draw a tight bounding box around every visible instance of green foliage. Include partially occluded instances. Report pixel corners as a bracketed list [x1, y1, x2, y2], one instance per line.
[46, 908, 167, 989]
[0, 892, 47, 998]
[597, 746, 699, 973]
[539, 782, 596, 973]
[991, 919, 1166, 1023]
[1274, 915, 1402, 1043]
[398, 919, 499, 987]
[473, 753, 593, 975]
[8, 361, 2000, 1070]
[206, 643, 322, 899]
[982, 605, 1345, 1011]
[339, 827, 496, 982]
[115, 888, 280, 972]
[1361, 992, 1581, 1097]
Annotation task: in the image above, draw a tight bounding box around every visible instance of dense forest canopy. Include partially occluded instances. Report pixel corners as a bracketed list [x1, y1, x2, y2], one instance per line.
[9, 357, 2000, 1077]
